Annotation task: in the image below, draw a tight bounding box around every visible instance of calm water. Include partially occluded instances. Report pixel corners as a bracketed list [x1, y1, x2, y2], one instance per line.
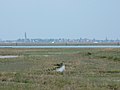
[0, 46, 120, 48]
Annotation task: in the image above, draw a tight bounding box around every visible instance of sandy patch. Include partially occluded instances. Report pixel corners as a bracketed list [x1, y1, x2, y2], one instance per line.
[0, 56, 18, 59]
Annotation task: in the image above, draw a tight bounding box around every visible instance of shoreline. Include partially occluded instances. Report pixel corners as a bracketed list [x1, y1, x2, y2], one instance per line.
[0, 42, 120, 46]
[0, 45, 120, 49]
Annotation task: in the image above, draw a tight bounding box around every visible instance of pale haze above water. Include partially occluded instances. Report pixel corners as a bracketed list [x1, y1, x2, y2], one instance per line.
[0, 0, 120, 40]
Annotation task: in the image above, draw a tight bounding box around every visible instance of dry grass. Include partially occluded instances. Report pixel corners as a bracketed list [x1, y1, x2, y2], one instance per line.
[0, 48, 120, 90]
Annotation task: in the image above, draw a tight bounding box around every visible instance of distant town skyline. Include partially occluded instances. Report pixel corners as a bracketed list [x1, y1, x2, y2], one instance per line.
[1, 35, 120, 44]
[0, 0, 120, 40]
[0, 32, 120, 40]
[1, 32, 120, 41]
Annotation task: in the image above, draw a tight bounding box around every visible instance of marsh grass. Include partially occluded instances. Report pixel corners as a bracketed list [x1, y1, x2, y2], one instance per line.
[0, 48, 120, 90]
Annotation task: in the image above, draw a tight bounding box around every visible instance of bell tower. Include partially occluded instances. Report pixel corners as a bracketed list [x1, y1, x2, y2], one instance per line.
[25, 32, 27, 40]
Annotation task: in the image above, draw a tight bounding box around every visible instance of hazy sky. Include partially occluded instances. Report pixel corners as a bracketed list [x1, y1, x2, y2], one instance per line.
[0, 0, 120, 40]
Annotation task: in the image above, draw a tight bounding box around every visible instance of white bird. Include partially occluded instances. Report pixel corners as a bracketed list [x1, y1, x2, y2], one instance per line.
[56, 63, 65, 72]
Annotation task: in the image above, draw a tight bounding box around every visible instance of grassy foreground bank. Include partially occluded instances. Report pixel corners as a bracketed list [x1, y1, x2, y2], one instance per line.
[0, 48, 120, 90]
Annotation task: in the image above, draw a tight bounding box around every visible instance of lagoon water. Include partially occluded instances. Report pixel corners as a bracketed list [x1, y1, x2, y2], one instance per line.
[0, 46, 120, 48]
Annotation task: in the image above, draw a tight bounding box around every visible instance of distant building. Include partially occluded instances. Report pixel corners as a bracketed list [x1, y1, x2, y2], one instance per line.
[25, 32, 27, 40]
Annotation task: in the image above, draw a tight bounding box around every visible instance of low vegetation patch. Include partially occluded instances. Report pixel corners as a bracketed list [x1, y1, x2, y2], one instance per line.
[0, 48, 120, 90]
